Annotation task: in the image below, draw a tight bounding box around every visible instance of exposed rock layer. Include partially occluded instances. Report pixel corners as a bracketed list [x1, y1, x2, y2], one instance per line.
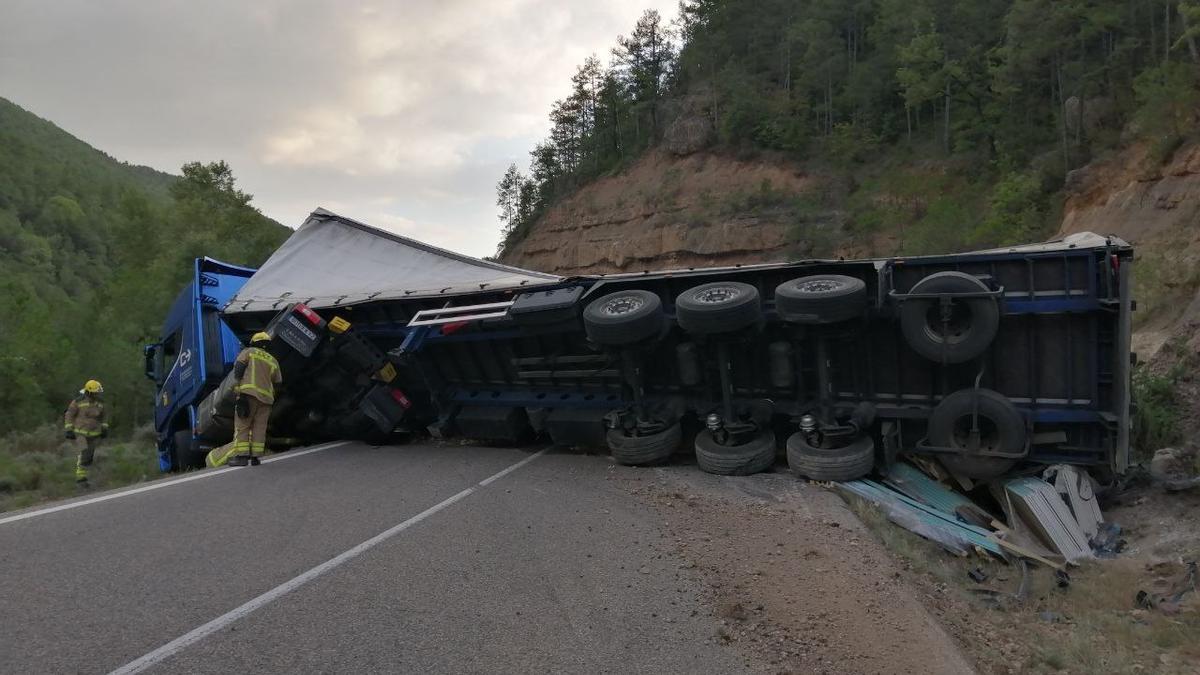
[500, 150, 820, 275]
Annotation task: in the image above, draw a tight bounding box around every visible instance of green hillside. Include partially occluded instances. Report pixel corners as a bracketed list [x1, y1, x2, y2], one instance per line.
[0, 97, 288, 436]
[497, 0, 1200, 256]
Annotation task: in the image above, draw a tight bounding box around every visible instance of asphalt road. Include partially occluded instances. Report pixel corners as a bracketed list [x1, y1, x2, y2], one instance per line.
[0, 442, 755, 674]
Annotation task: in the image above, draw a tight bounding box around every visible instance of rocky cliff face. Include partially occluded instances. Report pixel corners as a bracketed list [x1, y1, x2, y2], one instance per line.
[1061, 142, 1200, 243]
[500, 150, 840, 275]
[1059, 141, 1200, 357]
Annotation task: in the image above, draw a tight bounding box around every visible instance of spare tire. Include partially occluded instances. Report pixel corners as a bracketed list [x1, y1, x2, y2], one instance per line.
[786, 433, 875, 481]
[927, 388, 1025, 479]
[694, 430, 776, 475]
[899, 271, 999, 364]
[775, 275, 868, 324]
[607, 423, 680, 466]
[583, 290, 665, 346]
[676, 282, 761, 334]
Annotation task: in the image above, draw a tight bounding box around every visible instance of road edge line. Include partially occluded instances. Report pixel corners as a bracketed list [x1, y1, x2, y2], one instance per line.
[107, 448, 547, 675]
[0, 441, 350, 527]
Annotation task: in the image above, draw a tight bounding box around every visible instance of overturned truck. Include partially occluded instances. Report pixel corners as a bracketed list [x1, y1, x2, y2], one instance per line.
[149, 209, 1134, 482]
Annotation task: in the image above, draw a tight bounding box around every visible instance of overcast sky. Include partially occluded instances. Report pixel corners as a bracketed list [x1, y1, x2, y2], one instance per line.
[0, 0, 676, 257]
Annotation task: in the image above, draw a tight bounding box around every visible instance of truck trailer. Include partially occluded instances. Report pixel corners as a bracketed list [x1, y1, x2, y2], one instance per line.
[148, 209, 1134, 483]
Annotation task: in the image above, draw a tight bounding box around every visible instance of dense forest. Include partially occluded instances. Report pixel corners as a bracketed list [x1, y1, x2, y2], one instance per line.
[496, 0, 1200, 255]
[0, 97, 287, 437]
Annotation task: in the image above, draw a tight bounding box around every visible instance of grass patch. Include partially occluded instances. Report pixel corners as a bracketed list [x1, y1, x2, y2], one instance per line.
[0, 423, 160, 513]
[717, 179, 797, 217]
[1131, 339, 1197, 459]
[1133, 367, 1183, 458]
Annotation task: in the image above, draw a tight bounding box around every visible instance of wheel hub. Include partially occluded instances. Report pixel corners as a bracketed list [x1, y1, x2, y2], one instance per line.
[601, 295, 645, 315]
[950, 414, 999, 453]
[797, 279, 843, 293]
[694, 286, 740, 304]
[924, 302, 972, 345]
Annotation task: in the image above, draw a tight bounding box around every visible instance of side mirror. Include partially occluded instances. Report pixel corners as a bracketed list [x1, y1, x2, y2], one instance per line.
[143, 343, 160, 383]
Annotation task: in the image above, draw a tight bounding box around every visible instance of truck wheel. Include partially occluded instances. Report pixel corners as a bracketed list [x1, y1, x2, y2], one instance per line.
[694, 430, 776, 475]
[900, 271, 999, 364]
[606, 423, 681, 466]
[927, 388, 1024, 479]
[583, 290, 665, 346]
[775, 275, 867, 324]
[172, 430, 205, 471]
[786, 433, 874, 481]
[675, 282, 761, 334]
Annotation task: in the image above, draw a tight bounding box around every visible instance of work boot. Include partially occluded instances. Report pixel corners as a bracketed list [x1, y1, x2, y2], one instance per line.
[75, 478, 90, 490]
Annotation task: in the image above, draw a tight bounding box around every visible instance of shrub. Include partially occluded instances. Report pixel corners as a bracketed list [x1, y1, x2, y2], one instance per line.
[971, 171, 1048, 247]
[1132, 366, 1182, 457]
[0, 424, 159, 512]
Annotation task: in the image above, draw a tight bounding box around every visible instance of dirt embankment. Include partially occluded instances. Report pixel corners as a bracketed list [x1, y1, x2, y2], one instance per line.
[1059, 141, 1200, 359]
[499, 150, 838, 275]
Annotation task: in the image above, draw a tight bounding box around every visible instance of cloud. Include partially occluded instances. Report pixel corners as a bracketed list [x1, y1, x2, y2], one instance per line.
[0, 0, 678, 258]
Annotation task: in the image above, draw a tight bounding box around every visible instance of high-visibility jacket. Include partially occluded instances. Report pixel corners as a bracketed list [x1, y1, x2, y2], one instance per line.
[234, 346, 282, 404]
[65, 394, 108, 437]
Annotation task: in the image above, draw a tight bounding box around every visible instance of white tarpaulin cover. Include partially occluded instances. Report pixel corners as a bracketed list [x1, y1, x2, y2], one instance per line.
[225, 208, 562, 314]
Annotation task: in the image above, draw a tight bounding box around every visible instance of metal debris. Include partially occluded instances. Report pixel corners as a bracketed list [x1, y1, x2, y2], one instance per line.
[1003, 478, 1094, 564]
[838, 479, 1005, 557]
[1043, 465, 1103, 539]
[885, 462, 995, 527]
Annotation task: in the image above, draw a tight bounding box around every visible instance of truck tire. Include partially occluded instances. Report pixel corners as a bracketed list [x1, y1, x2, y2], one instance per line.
[172, 430, 205, 471]
[786, 433, 875, 481]
[607, 423, 681, 466]
[675, 282, 761, 334]
[900, 271, 999, 364]
[694, 430, 776, 475]
[583, 290, 665, 346]
[775, 275, 867, 324]
[927, 388, 1024, 479]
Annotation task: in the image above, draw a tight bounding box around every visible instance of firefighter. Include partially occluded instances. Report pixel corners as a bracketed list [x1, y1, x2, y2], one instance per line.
[65, 379, 108, 486]
[206, 332, 282, 467]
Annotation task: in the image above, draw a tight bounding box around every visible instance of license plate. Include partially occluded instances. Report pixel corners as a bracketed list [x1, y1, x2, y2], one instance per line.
[287, 315, 317, 340]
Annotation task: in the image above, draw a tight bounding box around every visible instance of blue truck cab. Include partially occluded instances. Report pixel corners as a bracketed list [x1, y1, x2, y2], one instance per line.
[143, 258, 256, 471]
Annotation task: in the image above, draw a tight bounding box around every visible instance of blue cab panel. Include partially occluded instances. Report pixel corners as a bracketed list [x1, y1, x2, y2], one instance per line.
[144, 258, 256, 470]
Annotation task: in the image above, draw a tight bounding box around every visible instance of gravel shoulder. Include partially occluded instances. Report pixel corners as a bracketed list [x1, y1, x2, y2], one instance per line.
[613, 463, 977, 675]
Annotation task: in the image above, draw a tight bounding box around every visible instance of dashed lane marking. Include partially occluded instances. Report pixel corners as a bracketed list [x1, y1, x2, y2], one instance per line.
[108, 449, 547, 675]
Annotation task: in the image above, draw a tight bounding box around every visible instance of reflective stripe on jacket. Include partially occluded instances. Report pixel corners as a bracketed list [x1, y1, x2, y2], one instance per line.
[65, 395, 108, 436]
[234, 347, 282, 404]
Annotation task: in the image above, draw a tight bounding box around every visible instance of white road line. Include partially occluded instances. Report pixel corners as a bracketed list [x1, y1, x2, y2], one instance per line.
[108, 448, 547, 675]
[0, 441, 350, 527]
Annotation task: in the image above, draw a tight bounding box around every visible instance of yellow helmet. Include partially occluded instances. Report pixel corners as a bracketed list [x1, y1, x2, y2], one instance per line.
[250, 332, 271, 344]
[83, 379, 103, 394]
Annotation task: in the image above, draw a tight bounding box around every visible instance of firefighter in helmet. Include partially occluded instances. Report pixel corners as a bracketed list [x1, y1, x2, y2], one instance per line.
[65, 379, 108, 486]
[206, 332, 282, 467]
